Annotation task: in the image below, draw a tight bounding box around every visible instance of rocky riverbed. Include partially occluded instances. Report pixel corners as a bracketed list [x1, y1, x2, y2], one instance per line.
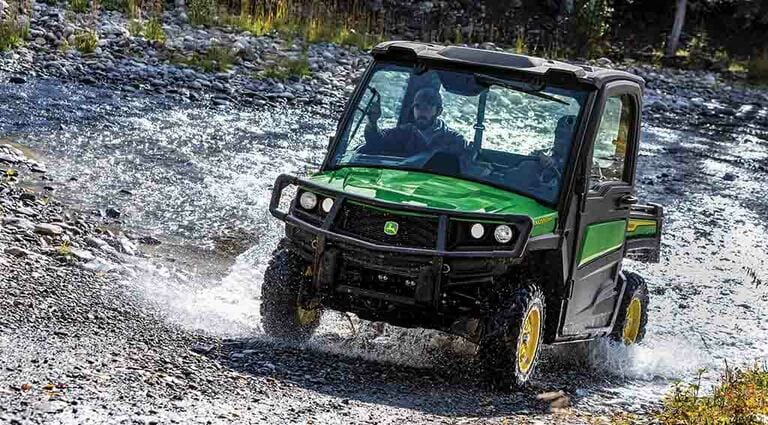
[1, 2, 768, 423]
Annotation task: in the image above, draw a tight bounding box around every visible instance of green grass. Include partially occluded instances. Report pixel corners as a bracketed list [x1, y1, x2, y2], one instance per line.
[70, 0, 89, 13]
[0, 18, 28, 51]
[101, 0, 124, 11]
[127, 19, 143, 36]
[143, 16, 165, 42]
[655, 365, 768, 424]
[171, 45, 235, 72]
[187, 0, 216, 26]
[257, 54, 311, 80]
[74, 30, 98, 53]
[125, 0, 139, 19]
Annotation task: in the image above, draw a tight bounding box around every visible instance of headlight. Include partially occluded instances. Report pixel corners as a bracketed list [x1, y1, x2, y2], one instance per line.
[299, 191, 318, 210]
[321, 197, 334, 213]
[494, 225, 513, 244]
[470, 223, 485, 239]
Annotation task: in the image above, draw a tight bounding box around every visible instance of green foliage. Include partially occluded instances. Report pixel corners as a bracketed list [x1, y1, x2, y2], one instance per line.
[143, 16, 165, 42]
[101, 0, 123, 11]
[748, 50, 768, 83]
[0, 17, 28, 51]
[452, 25, 463, 45]
[258, 54, 311, 80]
[125, 0, 139, 19]
[74, 30, 98, 53]
[513, 32, 527, 55]
[575, 0, 613, 57]
[69, 0, 89, 13]
[656, 365, 768, 424]
[127, 19, 143, 36]
[187, 0, 216, 26]
[172, 45, 234, 72]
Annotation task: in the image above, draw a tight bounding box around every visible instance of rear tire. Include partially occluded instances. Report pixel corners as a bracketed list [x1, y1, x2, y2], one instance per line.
[611, 271, 649, 345]
[261, 240, 322, 342]
[479, 282, 546, 389]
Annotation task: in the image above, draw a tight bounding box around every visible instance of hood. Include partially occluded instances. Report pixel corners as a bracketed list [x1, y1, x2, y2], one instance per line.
[309, 167, 557, 236]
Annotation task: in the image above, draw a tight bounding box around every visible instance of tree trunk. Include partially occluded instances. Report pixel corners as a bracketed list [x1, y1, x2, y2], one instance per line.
[666, 0, 687, 57]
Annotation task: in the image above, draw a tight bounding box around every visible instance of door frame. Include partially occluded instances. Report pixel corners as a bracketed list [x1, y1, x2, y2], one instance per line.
[556, 80, 643, 340]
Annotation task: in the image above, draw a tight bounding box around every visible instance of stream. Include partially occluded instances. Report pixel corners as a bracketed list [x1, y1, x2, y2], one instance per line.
[2, 75, 767, 416]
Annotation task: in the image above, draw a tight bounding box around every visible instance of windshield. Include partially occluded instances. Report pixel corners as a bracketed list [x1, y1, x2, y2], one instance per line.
[330, 63, 589, 204]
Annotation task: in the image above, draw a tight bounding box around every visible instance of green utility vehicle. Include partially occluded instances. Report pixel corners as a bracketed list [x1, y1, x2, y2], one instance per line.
[264, 41, 663, 386]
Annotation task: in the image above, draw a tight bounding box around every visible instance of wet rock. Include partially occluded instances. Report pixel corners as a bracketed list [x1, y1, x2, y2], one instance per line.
[104, 206, 121, 219]
[723, 172, 737, 181]
[35, 223, 64, 236]
[5, 246, 33, 257]
[8, 75, 26, 84]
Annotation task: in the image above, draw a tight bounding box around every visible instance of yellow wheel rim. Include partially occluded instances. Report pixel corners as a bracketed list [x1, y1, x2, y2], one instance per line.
[517, 306, 541, 374]
[622, 297, 642, 345]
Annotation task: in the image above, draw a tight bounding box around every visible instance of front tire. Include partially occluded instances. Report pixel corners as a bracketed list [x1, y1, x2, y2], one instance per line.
[479, 282, 546, 389]
[261, 241, 322, 342]
[611, 271, 649, 345]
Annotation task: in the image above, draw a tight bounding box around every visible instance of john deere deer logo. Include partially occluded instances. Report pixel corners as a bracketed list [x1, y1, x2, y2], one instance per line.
[383, 221, 399, 236]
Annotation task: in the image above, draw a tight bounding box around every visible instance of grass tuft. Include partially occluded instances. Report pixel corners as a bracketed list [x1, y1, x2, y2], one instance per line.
[258, 54, 311, 80]
[74, 29, 98, 53]
[143, 16, 165, 42]
[655, 365, 768, 424]
[171, 45, 235, 72]
[187, 0, 216, 26]
[0, 17, 28, 51]
[69, 0, 89, 13]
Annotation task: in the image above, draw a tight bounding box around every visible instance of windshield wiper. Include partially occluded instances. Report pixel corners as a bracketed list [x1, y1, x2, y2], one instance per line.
[475, 74, 569, 106]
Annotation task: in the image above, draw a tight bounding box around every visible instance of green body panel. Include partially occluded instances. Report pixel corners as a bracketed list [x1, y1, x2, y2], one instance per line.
[309, 167, 558, 237]
[626, 219, 658, 239]
[578, 220, 627, 266]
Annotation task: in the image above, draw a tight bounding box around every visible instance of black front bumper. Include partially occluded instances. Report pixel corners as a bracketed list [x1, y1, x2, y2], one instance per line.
[269, 174, 535, 335]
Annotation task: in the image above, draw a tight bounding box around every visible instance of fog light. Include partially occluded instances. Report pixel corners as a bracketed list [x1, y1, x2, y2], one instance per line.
[299, 191, 317, 210]
[494, 225, 513, 243]
[321, 197, 334, 213]
[470, 223, 485, 239]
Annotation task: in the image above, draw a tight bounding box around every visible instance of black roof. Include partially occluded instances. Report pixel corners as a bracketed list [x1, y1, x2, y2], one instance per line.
[371, 41, 644, 89]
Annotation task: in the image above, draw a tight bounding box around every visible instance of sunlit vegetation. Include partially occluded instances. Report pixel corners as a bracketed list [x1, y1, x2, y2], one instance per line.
[575, 0, 613, 57]
[70, 0, 89, 13]
[74, 29, 98, 53]
[171, 45, 235, 72]
[187, 0, 217, 26]
[655, 365, 768, 424]
[197, 0, 383, 50]
[257, 54, 311, 80]
[0, 12, 29, 51]
[143, 16, 166, 42]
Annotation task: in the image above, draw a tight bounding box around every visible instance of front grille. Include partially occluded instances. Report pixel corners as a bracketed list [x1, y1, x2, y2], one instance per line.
[335, 202, 439, 249]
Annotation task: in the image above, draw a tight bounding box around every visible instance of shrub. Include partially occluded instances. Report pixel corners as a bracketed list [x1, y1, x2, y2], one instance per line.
[656, 365, 768, 424]
[70, 0, 88, 13]
[575, 0, 613, 58]
[74, 30, 98, 53]
[143, 16, 165, 42]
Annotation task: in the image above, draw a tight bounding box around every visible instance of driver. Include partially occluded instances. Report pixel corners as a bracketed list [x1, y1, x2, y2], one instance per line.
[360, 88, 467, 157]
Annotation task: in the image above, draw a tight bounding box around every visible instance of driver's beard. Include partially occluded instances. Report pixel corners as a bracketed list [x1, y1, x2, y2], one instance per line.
[414, 117, 435, 130]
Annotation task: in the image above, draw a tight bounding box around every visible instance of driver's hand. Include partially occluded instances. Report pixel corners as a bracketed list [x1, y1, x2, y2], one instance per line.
[368, 96, 381, 122]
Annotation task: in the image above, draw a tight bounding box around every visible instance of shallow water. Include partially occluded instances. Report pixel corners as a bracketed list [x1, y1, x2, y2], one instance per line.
[2, 76, 767, 413]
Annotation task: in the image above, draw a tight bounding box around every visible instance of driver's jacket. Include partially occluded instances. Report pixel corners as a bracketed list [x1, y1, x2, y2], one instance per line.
[361, 119, 467, 157]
